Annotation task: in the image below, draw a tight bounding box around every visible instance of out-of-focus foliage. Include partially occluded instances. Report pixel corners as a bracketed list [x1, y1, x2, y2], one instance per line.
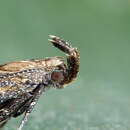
[0, 0, 130, 130]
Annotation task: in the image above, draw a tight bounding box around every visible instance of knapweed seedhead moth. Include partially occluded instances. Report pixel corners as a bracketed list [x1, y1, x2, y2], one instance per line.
[0, 35, 80, 130]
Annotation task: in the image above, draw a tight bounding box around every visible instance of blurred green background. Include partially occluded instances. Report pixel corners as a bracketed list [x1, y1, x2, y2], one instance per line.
[0, 0, 130, 130]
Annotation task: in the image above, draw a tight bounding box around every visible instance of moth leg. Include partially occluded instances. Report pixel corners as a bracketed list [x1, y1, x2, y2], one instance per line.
[0, 119, 8, 129]
[0, 92, 33, 128]
[13, 94, 33, 118]
[13, 102, 30, 118]
[17, 85, 45, 130]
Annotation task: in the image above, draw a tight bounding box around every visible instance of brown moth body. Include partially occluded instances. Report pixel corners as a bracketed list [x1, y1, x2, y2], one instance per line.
[0, 35, 80, 130]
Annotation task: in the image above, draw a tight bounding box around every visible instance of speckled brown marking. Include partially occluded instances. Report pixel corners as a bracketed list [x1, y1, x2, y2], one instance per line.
[0, 35, 80, 130]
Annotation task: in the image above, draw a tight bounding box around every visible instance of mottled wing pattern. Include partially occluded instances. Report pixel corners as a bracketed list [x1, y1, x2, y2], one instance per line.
[0, 60, 39, 72]
[0, 60, 46, 103]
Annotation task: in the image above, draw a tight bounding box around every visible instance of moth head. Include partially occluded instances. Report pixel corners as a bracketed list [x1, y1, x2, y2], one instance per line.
[48, 63, 69, 89]
[51, 69, 65, 88]
[41, 57, 68, 88]
[49, 35, 79, 88]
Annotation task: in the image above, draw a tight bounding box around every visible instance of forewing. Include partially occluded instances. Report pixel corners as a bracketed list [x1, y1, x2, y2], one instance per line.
[0, 60, 38, 72]
[0, 60, 46, 103]
[0, 76, 35, 103]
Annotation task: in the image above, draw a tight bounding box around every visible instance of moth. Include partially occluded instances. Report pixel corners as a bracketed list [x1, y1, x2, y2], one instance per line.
[0, 35, 80, 130]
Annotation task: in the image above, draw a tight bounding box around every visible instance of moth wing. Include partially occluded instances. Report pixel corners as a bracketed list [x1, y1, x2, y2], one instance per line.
[0, 76, 36, 103]
[0, 60, 38, 72]
[0, 59, 46, 103]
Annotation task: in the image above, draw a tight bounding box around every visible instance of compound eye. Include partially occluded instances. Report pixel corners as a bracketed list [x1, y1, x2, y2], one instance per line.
[51, 71, 64, 83]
